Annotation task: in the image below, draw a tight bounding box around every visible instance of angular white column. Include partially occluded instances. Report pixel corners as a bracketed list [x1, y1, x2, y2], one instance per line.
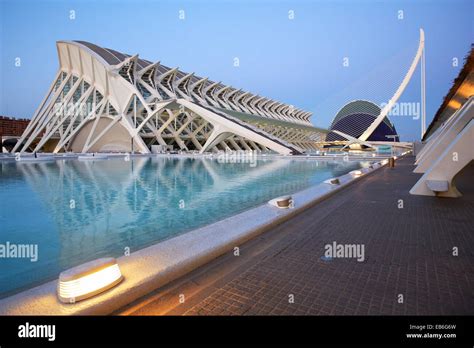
[410, 119, 474, 197]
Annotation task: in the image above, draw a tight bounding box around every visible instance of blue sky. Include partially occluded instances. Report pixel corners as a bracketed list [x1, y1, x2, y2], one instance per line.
[0, 0, 472, 141]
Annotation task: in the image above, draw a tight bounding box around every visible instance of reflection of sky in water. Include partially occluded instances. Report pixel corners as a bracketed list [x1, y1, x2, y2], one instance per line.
[0, 157, 368, 297]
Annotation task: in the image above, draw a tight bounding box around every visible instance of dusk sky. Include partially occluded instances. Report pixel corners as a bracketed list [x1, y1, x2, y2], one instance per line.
[1, 0, 472, 141]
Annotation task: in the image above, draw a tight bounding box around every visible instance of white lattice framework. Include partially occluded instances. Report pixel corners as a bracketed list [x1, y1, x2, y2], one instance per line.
[13, 41, 327, 155]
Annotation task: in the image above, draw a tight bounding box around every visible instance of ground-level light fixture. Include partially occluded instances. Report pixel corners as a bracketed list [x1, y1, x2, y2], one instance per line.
[58, 257, 123, 304]
[325, 178, 341, 185]
[268, 195, 294, 209]
[389, 157, 396, 168]
[350, 170, 363, 177]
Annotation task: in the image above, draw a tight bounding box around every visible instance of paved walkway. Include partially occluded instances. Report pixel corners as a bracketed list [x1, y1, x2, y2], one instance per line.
[119, 156, 474, 315]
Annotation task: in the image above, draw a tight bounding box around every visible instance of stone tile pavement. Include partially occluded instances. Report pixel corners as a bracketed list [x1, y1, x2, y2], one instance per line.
[122, 156, 474, 316]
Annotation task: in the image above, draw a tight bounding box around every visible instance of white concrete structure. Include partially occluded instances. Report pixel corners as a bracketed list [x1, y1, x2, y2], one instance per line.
[410, 96, 473, 197]
[13, 41, 327, 155]
[414, 97, 473, 173]
[359, 29, 426, 142]
[325, 29, 424, 152]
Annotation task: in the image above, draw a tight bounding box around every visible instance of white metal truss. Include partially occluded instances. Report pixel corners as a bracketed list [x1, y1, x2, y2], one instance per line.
[15, 41, 327, 154]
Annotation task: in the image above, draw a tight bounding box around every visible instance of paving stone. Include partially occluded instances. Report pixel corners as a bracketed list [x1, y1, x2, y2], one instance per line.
[135, 157, 474, 316]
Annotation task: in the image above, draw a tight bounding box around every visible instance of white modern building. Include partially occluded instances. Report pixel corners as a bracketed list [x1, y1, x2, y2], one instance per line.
[12, 41, 328, 155]
[410, 45, 473, 197]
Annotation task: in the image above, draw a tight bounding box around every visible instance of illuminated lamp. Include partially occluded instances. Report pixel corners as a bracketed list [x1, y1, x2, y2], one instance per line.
[58, 258, 123, 304]
[350, 170, 363, 177]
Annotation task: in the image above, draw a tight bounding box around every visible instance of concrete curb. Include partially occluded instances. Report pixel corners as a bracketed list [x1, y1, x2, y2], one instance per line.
[0, 157, 395, 315]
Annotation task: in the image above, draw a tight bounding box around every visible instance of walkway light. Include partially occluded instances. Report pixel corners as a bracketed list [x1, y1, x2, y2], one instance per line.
[389, 157, 396, 168]
[350, 170, 363, 177]
[325, 178, 340, 185]
[58, 258, 123, 303]
[268, 195, 293, 209]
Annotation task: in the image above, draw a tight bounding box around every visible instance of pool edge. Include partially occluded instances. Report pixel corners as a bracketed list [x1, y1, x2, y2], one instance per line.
[0, 157, 396, 315]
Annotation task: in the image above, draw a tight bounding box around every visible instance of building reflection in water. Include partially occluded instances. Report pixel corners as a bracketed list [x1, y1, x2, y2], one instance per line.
[0, 157, 365, 296]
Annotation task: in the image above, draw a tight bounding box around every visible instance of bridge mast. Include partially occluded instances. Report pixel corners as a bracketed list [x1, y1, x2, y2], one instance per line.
[421, 38, 426, 139]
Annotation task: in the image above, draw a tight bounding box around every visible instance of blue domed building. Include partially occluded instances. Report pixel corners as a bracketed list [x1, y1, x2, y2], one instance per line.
[326, 100, 399, 142]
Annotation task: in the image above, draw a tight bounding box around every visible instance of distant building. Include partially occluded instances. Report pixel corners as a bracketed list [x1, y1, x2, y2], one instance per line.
[325, 100, 399, 142]
[0, 116, 31, 152]
[0, 116, 30, 138]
